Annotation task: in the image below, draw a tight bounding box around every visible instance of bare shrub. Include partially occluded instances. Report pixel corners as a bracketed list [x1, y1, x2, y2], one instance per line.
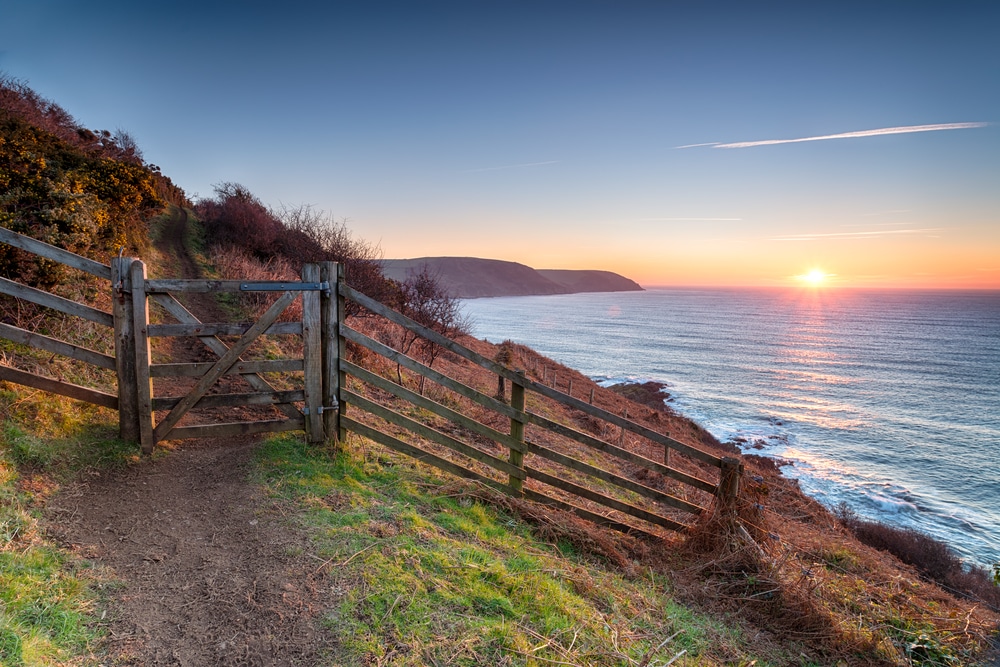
[272, 204, 391, 310]
[209, 245, 302, 323]
[836, 504, 1000, 609]
[394, 264, 471, 393]
[195, 191, 397, 315]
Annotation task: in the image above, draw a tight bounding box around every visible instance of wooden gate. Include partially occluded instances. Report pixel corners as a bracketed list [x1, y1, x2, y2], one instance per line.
[119, 259, 341, 454]
[0, 227, 339, 455]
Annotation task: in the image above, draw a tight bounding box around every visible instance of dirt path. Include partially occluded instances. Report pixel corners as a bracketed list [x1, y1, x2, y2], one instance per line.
[45, 208, 333, 665]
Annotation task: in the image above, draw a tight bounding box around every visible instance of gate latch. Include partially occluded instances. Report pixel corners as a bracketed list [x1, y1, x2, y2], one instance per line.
[239, 281, 330, 292]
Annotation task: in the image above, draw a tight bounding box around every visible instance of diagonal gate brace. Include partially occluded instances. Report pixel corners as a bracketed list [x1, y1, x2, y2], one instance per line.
[149, 293, 303, 421]
[153, 289, 300, 442]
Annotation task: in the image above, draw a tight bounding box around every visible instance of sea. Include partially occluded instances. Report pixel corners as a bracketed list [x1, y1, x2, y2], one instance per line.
[461, 288, 1000, 570]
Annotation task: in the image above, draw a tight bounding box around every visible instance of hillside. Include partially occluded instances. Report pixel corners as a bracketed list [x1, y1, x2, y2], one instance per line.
[1, 78, 998, 666]
[381, 256, 644, 298]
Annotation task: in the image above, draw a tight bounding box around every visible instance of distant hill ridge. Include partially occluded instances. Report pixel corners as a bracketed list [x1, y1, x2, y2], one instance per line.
[381, 257, 644, 298]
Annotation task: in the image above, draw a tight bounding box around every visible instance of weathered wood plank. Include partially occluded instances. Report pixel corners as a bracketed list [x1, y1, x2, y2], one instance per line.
[343, 416, 510, 494]
[0, 364, 118, 410]
[0, 322, 116, 370]
[341, 325, 517, 420]
[131, 261, 155, 453]
[341, 360, 525, 453]
[0, 277, 113, 327]
[152, 389, 305, 411]
[150, 358, 304, 378]
[525, 467, 690, 532]
[148, 293, 303, 422]
[344, 390, 525, 480]
[341, 283, 721, 467]
[526, 441, 706, 514]
[165, 418, 305, 441]
[0, 227, 112, 279]
[301, 264, 324, 442]
[145, 279, 249, 293]
[147, 322, 302, 337]
[525, 411, 718, 494]
[146, 279, 326, 293]
[153, 288, 299, 442]
[112, 257, 139, 443]
[523, 489, 654, 538]
[335, 265, 348, 442]
[527, 383, 723, 467]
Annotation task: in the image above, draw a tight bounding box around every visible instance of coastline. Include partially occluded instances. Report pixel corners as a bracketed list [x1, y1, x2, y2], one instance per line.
[462, 288, 1000, 570]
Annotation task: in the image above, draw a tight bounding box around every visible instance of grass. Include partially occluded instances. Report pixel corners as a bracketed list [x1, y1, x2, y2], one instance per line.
[0, 390, 137, 666]
[253, 432, 746, 666]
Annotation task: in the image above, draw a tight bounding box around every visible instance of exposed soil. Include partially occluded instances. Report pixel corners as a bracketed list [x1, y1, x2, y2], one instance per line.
[44, 208, 334, 665]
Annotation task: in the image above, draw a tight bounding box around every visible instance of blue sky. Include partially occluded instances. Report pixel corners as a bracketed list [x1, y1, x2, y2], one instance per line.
[2, 1, 998, 287]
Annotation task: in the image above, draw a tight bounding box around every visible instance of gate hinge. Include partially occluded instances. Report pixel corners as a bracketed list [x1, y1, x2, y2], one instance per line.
[303, 402, 339, 415]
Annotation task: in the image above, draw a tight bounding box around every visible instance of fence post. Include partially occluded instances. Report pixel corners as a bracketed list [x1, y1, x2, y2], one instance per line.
[302, 263, 324, 443]
[129, 260, 155, 455]
[320, 261, 340, 446]
[718, 456, 743, 506]
[112, 256, 139, 444]
[508, 370, 526, 495]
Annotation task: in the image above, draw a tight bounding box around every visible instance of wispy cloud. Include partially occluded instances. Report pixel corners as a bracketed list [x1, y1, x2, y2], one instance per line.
[675, 122, 987, 150]
[773, 228, 943, 241]
[463, 160, 558, 173]
[641, 217, 742, 221]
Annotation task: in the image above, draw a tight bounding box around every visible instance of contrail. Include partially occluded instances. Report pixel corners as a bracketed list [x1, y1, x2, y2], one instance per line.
[713, 122, 987, 149]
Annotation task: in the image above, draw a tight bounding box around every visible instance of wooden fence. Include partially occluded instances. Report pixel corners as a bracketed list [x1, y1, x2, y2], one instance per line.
[0, 227, 121, 410]
[336, 284, 740, 538]
[0, 226, 741, 537]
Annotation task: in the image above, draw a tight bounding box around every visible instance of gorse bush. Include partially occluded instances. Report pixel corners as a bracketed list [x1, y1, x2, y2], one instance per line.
[0, 74, 183, 287]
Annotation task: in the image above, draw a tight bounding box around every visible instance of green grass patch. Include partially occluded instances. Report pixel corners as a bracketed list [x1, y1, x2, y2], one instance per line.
[254, 433, 738, 665]
[0, 389, 133, 665]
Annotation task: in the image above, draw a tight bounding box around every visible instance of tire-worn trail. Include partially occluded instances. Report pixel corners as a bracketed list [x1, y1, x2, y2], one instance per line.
[45, 208, 333, 665]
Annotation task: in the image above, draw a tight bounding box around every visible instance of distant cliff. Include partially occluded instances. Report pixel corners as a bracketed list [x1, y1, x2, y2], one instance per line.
[381, 257, 644, 298]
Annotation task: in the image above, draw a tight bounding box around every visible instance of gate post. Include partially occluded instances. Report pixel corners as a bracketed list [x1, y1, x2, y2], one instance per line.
[319, 261, 341, 446]
[302, 264, 326, 443]
[130, 260, 155, 454]
[112, 256, 140, 444]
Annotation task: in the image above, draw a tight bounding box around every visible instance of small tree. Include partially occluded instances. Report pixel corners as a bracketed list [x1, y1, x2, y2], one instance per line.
[397, 264, 469, 394]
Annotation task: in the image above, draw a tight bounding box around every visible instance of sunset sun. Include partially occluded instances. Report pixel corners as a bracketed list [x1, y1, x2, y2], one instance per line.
[797, 268, 831, 286]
